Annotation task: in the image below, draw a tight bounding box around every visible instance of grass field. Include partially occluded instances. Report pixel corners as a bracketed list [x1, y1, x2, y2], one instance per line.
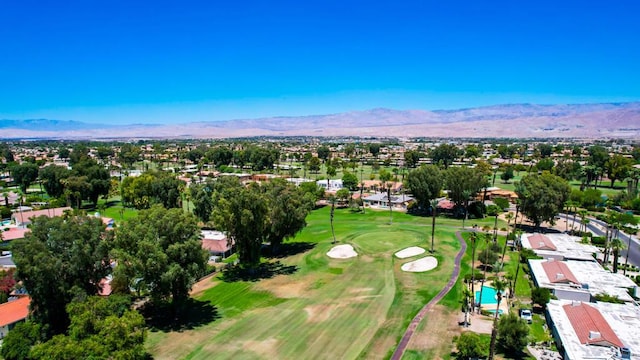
[146, 207, 466, 359]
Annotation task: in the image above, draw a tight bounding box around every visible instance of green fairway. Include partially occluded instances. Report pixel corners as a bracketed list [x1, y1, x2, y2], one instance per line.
[146, 207, 464, 360]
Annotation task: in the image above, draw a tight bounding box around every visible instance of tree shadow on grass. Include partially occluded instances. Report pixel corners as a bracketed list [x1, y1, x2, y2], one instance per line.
[220, 261, 298, 282]
[516, 224, 562, 234]
[142, 298, 220, 332]
[262, 242, 316, 259]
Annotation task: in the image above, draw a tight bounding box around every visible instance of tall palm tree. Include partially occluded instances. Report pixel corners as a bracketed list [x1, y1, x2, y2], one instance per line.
[469, 232, 478, 313]
[489, 278, 507, 360]
[510, 229, 523, 299]
[610, 237, 625, 273]
[477, 232, 492, 312]
[329, 196, 337, 244]
[462, 286, 473, 327]
[430, 198, 438, 253]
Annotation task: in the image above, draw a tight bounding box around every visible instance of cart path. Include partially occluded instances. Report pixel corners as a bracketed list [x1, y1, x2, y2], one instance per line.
[390, 231, 467, 360]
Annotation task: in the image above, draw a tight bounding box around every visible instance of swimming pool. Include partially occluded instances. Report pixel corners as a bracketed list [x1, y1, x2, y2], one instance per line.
[475, 286, 502, 305]
[1, 220, 10, 227]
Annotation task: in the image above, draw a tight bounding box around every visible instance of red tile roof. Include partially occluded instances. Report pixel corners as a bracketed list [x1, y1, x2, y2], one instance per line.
[202, 239, 231, 254]
[98, 278, 112, 297]
[563, 302, 624, 348]
[1, 228, 29, 241]
[529, 234, 557, 251]
[437, 199, 455, 210]
[0, 296, 30, 327]
[11, 207, 72, 224]
[542, 260, 580, 284]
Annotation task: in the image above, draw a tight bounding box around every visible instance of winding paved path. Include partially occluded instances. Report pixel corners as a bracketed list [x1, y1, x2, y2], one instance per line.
[390, 231, 467, 360]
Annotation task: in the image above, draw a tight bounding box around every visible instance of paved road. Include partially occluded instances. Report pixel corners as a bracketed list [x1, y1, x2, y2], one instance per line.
[559, 213, 640, 269]
[390, 231, 467, 360]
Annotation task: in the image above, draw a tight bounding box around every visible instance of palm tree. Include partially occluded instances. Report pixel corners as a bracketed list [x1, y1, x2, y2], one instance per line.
[430, 198, 438, 253]
[610, 237, 625, 273]
[510, 229, 523, 299]
[379, 170, 393, 224]
[329, 196, 337, 244]
[505, 212, 514, 237]
[462, 286, 473, 327]
[477, 232, 492, 312]
[469, 232, 478, 313]
[489, 278, 507, 360]
[461, 189, 473, 229]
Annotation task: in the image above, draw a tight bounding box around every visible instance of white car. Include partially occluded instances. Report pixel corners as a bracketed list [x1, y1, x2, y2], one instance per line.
[520, 309, 533, 323]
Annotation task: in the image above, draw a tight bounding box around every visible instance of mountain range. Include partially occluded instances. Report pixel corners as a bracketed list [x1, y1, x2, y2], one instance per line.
[2, 102, 640, 139]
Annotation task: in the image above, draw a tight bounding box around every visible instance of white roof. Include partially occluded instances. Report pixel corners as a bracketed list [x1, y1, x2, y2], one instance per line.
[522, 233, 600, 261]
[529, 259, 638, 302]
[201, 230, 226, 241]
[548, 300, 640, 360]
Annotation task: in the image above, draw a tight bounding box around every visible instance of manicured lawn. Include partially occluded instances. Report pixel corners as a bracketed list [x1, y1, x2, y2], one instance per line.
[146, 207, 463, 360]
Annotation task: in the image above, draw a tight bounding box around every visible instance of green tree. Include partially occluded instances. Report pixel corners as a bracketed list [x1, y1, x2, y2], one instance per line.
[308, 156, 321, 174]
[454, 332, 488, 360]
[500, 166, 514, 183]
[341, 171, 359, 191]
[405, 165, 443, 211]
[11, 162, 39, 193]
[39, 164, 70, 198]
[72, 159, 111, 205]
[317, 145, 331, 162]
[0, 321, 41, 360]
[12, 216, 112, 337]
[191, 181, 214, 223]
[30, 295, 147, 360]
[445, 166, 488, 222]
[263, 179, 314, 252]
[497, 313, 529, 355]
[605, 154, 633, 188]
[531, 287, 551, 309]
[368, 143, 381, 158]
[403, 150, 421, 168]
[113, 206, 207, 314]
[515, 173, 571, 228]
[431, 143, 459, 169]
[118, 143, 142, 168]
[212, 179, 268, 266]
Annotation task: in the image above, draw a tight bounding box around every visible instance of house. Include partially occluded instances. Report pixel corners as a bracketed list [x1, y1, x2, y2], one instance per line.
[316, 179, 343, 191]
[0, 296, 30, 339]
[547, 300, 640, 359]
[521, 233, 599, 262]
[1, 228, 29, 241]
[11, 207, 72, 227]
[201, 230, 233, 260]
[529, 258, 638, 303]
[363, 192, 415, 210]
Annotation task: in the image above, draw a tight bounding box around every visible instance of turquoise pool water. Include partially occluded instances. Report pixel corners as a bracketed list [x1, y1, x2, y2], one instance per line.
[1, 220, 10, 226]
[475, 286, 500, 305]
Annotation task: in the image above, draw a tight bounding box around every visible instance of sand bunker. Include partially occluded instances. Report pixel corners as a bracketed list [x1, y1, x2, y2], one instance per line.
[395, 246, 426, 259]
[401, 256, 438, 272]
[327, 244, 358, 259]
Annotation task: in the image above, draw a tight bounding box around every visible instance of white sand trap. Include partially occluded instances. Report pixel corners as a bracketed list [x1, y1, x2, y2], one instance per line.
[327, 244, 358, 259]
[401, 256, 438, 272]
[395, 246, 426, 259]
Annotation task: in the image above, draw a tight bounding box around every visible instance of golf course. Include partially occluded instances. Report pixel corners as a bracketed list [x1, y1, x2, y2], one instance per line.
[145, 207, 486, 359]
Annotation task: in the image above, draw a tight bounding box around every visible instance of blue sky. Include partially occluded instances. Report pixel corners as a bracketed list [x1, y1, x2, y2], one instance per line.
[1, 1, 639, 124]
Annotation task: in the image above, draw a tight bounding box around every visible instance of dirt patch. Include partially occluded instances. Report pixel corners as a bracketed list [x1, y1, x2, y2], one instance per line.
[254, 274, 310, 299]
[304, 304, 342, 323]
[406, 305, 462, 358]
[242, 338, 279, 358]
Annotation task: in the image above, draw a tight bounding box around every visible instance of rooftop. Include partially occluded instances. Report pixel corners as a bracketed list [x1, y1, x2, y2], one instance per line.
[548, 300, 640, 359]
[0, 296, 30, 327]
[522, 233, 600, 262]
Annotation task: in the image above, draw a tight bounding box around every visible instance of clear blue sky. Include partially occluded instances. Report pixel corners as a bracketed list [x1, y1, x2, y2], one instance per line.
[1, 0, 639, 124]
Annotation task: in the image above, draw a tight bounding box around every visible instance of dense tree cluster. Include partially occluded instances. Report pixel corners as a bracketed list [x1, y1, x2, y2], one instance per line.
[516, 173, 571, 227]
[212, 177, 314, 266]
[120, 171, 185, 209]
